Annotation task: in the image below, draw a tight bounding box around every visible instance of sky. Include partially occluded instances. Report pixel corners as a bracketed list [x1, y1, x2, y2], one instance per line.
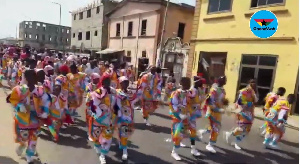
[0, 0, 195, 39]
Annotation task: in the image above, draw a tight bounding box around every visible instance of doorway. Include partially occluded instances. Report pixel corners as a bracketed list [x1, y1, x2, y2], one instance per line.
[237, 55, 277, 104]
[164, 53, 184, 84]
[197, 52, 227, 85]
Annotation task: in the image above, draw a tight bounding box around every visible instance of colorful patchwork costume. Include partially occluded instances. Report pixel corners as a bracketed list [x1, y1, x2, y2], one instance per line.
[264, 97, 291, 149]
[88, 87, 115, 163]
[8, 84, 40, 162]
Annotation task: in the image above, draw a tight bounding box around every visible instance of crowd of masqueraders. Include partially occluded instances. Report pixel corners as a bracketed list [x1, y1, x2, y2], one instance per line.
[0, 46, 295, 163]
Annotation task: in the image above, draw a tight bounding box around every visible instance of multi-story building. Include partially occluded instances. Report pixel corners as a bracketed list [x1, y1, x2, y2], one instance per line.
[187, 0, 299, 114]
[107, 0, 194, 69]
[0, 37, 18, 45]
[70, 0, 118, 54]
[19, 21, 71, 50]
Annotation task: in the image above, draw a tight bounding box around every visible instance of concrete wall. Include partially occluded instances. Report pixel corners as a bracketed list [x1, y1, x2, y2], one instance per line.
[71, 4, 104, 51]
[108, 2, 161, 66]
[164, 4, 194, 43]
[71, 0, 118, 51]
[188, 0, 299, 103]
[19, 21, 71, 49]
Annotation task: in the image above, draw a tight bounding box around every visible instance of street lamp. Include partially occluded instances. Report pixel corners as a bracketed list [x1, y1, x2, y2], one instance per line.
[52, 2, 64, 52]
[52, 2, 61, 26]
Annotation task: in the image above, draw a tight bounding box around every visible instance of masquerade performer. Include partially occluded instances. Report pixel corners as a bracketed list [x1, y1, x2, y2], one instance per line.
[67, 64, 86, 122]
[55, 65, 71, 126]
[99, 61, 106, 76]
[49, 84, 68, 142]
[259, 87, 286, 136]
[85, 73, 101, 125]
[7, 70, 39, 163]
[225, 79, 258, 150]
[263, 94, 295, 149]
[119, 62, 128, 78]
[7, 57, 19, 88]
[154, 67, 163, 101]
[183, 76, 207, 148]
[1, 51, 11, 78]
[169, 77, 201, 161]
[198, 76, 228, 153]
[44, 65, 55, 93]
[88, 74, 115, 164]
[164, 71, 176, 102]
[108, 61, 120, 89]
[35, 69, 56, 139]
[137, 66, 158, 126]
[115, 76, 139, 160]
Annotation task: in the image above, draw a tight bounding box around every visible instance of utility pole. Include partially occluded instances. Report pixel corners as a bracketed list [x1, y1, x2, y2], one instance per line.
[157, 0, 170, 67]
[52, 2, 63, 52]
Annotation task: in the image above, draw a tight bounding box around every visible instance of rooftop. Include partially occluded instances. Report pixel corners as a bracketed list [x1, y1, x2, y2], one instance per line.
[106, 0, 194, 16]
[71, 0, 118, 14]
[20, 21, 71, 28]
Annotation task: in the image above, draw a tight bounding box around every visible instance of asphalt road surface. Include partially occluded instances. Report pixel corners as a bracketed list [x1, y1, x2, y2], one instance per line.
[0, 85, 298, 164]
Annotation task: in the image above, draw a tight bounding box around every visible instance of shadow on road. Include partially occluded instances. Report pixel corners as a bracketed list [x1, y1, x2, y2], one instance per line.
[39, 125, 91, 149]
[134, 123, 171, 134]
[0, 156, 18, 164]
[280, 139, 299, 148]
[152, 112, 172, 120]
[199, 146, 299, 164]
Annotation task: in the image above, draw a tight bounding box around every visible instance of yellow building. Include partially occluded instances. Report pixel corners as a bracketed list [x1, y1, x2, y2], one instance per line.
[187, 0, 299, 114]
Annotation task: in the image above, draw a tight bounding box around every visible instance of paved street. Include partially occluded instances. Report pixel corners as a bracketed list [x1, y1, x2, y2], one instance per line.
[0, 85, 299, 164]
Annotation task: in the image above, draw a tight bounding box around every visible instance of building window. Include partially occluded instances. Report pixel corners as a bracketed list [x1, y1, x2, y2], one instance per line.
[142, 51, 146, 57]
[126, 51, 132, 62]
[251, 0, 284, 8]
[208, 0, 232, 13]
[74, 14, 76, 20]
[79, 12, 83, 20]
[62, 28, 64, 33]
[36, 34, 39, 40]
[177, 23, 185, 40]
[116, 23, 121, 37]
[54, 36, 58, 42]
[29, 34, 32, 39]
[29, 22, 32, 28]
[239, 55, 277, 103]
[127, 21, 133, 36]
[86, 31, 91, 40]
[60, 37, 63, 42]
[87, 9, 91, 18]
[141, 20, 147, 36]
[49, 36, 52, 42]
[56, 28, 59, 33]
[78, 32, 82, 40]
[24, 33, 27, 38]
[73, 33, 75, 38]
[43, 24, 46, 31]
[67, 38, 69, 42]
[96, 6, 100, 14]
[36, 23, 40, 29]
[94, 30, 98, 36]
[42, 35, 45, 41]
[67, 29, 70, 34]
